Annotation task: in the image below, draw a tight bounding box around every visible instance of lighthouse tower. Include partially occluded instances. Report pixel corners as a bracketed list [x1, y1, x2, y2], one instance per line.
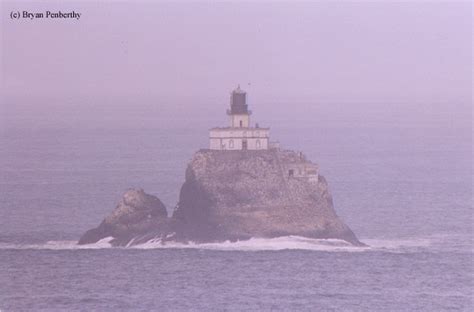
[228, 85, 251, 128]
[209, 86, 270, 150]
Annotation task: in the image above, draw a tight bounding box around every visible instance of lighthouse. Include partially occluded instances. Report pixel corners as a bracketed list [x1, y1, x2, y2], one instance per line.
[228, 85, 251, 127]
[209, 86, 270, 150]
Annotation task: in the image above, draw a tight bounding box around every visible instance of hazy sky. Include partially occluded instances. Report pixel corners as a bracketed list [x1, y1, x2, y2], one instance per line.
[1, 0, 472, 106]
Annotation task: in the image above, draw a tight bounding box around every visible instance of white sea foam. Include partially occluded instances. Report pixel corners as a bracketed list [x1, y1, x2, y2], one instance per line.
[133, 236, 449, 253]
[0, 234, 465, 252]
[0, 237, 114, 250]
[133, 236, 368, 252]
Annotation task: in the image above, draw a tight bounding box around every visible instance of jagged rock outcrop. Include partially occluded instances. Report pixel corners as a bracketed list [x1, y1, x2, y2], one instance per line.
[172, 149, 361, 244]
[79, 149, 363, 246]
[78, 189, 170, 245]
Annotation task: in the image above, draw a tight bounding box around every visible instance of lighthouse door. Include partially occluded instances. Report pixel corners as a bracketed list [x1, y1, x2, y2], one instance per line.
[242, 140, 248, 150]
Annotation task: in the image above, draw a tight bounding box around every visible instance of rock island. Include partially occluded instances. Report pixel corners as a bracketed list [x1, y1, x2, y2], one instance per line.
[79, 86, 362, 246]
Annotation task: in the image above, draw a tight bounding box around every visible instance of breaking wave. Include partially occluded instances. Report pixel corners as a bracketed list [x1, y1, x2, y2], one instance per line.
[0, 234, 460, 253]
[133, 236, 367, 251]
[0, 237, 114, 250]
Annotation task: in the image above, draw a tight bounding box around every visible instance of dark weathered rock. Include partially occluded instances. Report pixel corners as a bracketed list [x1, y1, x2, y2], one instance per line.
[172, 149, 362, 245]
[78, 189, 169, 246]
[79, 149, 363, 246]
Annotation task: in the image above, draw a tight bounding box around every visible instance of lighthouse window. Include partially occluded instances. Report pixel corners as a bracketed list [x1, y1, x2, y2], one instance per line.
[239, 120, 243, 127]
[229, 140, 234, 148]
[288, 169, 294, 177]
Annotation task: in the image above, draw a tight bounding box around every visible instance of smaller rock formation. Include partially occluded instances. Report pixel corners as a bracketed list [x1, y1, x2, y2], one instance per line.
[78, 189, 170, 245]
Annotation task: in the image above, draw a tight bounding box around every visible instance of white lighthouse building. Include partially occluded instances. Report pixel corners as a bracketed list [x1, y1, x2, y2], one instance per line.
[209, 86, 270, 150]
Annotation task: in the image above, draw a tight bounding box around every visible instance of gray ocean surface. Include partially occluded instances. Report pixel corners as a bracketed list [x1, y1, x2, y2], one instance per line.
[0, 99, 472, 311]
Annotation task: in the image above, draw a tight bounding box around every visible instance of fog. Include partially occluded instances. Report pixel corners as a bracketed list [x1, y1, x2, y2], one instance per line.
[1, 1, 471, 113]
[0, 4, 472, 309]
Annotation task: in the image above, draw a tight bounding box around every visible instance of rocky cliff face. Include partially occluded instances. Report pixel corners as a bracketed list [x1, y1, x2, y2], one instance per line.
[79, 149, 362, 246]
[172, 149, 360, 244]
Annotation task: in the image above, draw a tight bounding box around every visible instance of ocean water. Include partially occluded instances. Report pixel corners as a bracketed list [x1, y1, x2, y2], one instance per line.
[0, 99, 472, 311]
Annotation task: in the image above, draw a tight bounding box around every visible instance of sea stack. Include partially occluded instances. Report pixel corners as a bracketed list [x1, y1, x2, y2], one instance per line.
[79, 86, 362, 246]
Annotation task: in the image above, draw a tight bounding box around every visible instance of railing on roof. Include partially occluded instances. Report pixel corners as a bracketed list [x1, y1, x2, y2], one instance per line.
[226, 109, 252, 115]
